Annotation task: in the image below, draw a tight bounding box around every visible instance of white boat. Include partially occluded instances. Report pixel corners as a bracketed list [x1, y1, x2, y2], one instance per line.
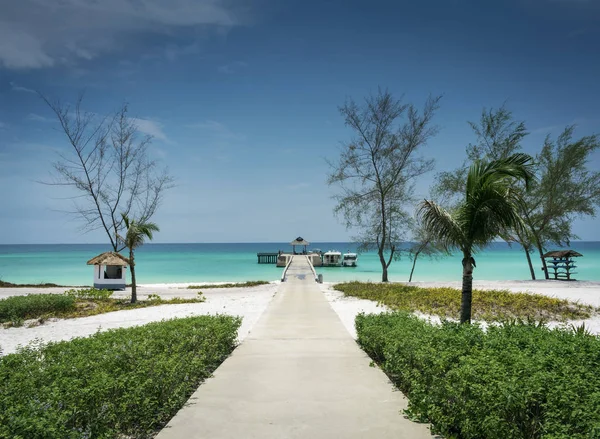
[322, 250, 342, 267]
[342, 252, 358, 267]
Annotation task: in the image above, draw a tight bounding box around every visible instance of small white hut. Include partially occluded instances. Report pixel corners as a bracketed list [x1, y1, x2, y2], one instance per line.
[87, 252, 129, 290]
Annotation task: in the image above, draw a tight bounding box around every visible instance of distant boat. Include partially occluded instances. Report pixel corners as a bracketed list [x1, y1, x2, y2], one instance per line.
[322, 250, 342, 267]
[342, 252, 358, 267]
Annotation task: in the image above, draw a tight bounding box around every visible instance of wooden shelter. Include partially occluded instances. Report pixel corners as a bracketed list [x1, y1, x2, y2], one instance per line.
[87, 252, 129, 290]
[542, 250, 583, 281]
[290, 237, 309, 254]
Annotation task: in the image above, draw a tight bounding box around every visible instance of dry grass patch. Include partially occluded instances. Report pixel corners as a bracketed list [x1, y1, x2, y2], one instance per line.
[186, 280, 270, 289]
[334, 281, 596, 322]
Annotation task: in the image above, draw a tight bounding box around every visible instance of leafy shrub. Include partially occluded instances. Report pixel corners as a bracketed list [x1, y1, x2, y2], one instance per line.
[64, 287, 114, 300]
[0, 294, 76, 323]
[0, 315, 241, 439]
[335, 282, 594, 321]
[356, 312, 600, 439]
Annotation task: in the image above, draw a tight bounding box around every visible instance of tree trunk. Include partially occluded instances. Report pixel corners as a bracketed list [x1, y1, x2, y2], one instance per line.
[535, 241, 549, 279]
[129, 250, 137, 303]
[378, 248, 389, 282]
[460, 254, 474, 324]
[524, 249, 536, 280]
[409, 250, 421, 282]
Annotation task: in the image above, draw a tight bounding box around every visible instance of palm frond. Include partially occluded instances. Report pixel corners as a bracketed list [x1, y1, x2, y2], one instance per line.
[417, 200, 465, 251]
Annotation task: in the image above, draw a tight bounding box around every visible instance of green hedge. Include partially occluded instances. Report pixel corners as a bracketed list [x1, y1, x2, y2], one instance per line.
[0, 315, 241, 439]
[356, 312, 600, 439]
[0, 294, 76, 323]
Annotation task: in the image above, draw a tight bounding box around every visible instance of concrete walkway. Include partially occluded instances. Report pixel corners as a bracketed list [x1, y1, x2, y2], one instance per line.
[156, 256, 432, 438]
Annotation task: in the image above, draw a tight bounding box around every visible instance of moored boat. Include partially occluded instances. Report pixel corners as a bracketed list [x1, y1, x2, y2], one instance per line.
[342, 252, 358, 267]
[322, 250, 342, 267]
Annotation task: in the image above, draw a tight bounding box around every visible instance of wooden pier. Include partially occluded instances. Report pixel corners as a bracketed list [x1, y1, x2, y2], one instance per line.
[257, 253, 279, 264]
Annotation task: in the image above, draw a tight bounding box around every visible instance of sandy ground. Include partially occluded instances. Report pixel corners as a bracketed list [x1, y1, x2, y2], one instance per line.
[1, 279, 599, 356]
[0, 282, 278, 356]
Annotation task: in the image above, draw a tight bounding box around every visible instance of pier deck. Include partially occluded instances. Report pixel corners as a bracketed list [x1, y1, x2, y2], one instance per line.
[156, 255, 432, 438]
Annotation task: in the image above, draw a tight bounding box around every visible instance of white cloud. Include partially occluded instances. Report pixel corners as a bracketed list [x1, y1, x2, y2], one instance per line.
[9, 81, 36, 93]
[218, 61, 247, 74]
[186, 119, 245, 141]
[27, 113, 52, 122]
[0, 0, 250, 70]
[130, 117, 169, 142]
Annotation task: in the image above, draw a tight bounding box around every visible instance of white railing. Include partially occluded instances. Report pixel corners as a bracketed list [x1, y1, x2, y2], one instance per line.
[305, 255, 319, 282]
[281, 255, 293, 282]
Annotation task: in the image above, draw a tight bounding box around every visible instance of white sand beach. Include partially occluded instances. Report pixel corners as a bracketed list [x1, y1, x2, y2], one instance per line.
[1, 279, 599, 356]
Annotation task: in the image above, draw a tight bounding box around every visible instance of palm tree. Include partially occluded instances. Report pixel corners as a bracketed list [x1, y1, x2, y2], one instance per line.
[120, 214, 159, 303]
[418, 153, 534, 323]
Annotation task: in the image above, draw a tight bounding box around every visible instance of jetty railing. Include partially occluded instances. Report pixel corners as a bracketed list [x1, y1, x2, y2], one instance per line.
[305, 255, 319, 282]
[281, 256, 293, 282]
[257, 252, 279, 264]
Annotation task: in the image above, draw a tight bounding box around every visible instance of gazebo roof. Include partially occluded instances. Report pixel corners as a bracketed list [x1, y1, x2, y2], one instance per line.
[87, 252, 129, 266]
[542, 250, 583, 259]
[290, 236, 309, 246]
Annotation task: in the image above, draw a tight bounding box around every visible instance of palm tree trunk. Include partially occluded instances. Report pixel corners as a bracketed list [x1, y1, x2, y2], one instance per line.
[129, 250, 137, 303]
[460, 255, 474, 324]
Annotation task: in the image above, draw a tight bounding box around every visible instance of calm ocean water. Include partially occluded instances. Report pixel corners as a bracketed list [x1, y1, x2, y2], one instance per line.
[0, 242, 598, 286]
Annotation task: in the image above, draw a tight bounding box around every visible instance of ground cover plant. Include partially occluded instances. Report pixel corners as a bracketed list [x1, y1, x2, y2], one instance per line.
[0, 315, 241, 439]
[0, 294, 76, 324]
[187, 280, 270, 289]
[334, 282, 595, 321]
[356, 312, 600, 439]
[0, 280, 67, 288]
[0, 288, 205, 326]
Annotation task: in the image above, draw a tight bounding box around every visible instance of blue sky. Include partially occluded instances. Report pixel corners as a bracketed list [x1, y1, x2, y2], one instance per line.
[0, 0, 599, 244]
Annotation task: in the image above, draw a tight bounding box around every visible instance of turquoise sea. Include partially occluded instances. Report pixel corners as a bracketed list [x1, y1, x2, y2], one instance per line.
[0, 242, 598, 286]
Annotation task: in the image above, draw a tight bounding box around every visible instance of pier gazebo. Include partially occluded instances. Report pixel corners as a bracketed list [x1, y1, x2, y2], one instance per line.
[290, 237, 309, 254]
[87, 252, 129, 290]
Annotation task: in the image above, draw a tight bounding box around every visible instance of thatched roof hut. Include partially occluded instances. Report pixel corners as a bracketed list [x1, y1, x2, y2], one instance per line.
[290, 237, 309, 254]
[542, 250, 583, 259]
[87, 252, 129, 266]
[290, 237, 310, 246]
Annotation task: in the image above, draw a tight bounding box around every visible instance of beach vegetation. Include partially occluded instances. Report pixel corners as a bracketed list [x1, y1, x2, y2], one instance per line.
[64, 287, 114, 300]
[0, 316, 240, 439]
[119, 214, 159, 303]
[0, 294, 76, 324]
[328, 88, 441, 282]
[418, 153, 535, 323]
[356, 312, 600, 439]
[434, 106, 600, 280]
[40, 95, 173, 252]
[186, 280, 270, 289]
[333, 281, 594, 322]
[0, 293, 204, 326]
[0, 279, 66, 288]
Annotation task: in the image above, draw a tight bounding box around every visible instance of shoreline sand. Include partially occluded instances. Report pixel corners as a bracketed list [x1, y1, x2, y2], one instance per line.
[1, 279, 599, 356]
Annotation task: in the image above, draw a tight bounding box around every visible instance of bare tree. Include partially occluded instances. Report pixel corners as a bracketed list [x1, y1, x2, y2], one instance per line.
[41, 94, 173, 251]
[328, 88, 441, 282]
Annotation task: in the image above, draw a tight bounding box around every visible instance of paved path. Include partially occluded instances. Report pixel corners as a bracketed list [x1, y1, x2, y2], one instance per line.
[156, 256, 432, 438]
